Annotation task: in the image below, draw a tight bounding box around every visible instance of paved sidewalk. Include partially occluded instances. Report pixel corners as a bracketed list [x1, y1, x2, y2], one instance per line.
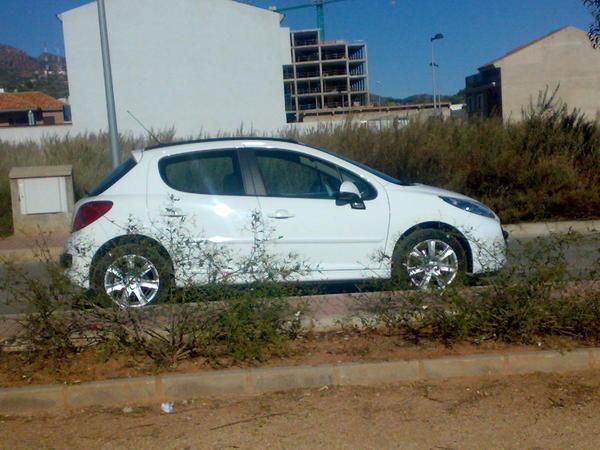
[504, 219, 600, 239]
[0, 234, 66, 263]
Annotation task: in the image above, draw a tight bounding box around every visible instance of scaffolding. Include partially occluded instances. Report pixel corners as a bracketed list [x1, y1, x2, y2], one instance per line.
[284, 29, 370, 123]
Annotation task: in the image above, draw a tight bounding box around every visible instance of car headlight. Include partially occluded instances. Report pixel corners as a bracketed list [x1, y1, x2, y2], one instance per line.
[440, 196, 496, 219]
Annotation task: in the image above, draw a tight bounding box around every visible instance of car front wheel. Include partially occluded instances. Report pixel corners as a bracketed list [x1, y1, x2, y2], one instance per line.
[392, 229, 467, 289]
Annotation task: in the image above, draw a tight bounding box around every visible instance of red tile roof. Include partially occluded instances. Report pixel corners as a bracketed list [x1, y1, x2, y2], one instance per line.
[479, 26, 571, 69]
[0, 91, 64, 111]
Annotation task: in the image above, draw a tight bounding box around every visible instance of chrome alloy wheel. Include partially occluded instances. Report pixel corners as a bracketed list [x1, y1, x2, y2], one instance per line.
[103, 254, 160, 307]
[405, 239, 459, 289]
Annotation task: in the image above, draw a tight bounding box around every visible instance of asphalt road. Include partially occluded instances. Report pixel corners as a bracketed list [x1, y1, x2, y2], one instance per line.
[0, 234, 598, 315]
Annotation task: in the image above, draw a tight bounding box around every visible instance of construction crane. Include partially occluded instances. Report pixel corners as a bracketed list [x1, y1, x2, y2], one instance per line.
[271, 0, 349, 39]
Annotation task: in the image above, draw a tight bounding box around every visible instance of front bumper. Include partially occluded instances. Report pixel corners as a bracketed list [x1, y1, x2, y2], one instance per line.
[464, 221, 508, 275]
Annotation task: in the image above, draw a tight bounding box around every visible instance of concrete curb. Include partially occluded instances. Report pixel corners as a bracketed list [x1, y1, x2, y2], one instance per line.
[1, 348, 598, 416]
[504, 220, 600, 239]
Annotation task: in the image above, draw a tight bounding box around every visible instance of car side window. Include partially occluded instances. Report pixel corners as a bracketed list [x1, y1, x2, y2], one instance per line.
[340, 168, 377, 200]
[255, 150, 341, 199]
[159, 150, 245, 195]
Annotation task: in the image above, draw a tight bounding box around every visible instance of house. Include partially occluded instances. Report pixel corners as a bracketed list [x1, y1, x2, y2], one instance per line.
[465, 26, 600, 121]
[57, 0, 291, 137]
[0, 91, 67, 127]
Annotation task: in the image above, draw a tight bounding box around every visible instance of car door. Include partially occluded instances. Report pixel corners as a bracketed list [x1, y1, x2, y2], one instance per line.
[248, 147, 390, 281]
[146, 148, 262, 283]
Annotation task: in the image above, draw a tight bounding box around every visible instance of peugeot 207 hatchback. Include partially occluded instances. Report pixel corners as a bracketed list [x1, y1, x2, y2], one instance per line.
[63, 138, 507, 307]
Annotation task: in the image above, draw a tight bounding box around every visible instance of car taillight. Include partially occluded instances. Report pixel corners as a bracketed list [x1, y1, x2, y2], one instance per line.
[72, 201, 113, 232]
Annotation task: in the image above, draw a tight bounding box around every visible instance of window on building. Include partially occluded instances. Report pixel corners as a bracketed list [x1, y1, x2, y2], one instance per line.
[466, 96, 474, 113]
[477, 94, 484, 112]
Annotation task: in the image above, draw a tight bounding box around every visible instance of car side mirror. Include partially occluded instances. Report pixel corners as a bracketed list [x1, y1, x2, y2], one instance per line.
[336, 181, 365, 210]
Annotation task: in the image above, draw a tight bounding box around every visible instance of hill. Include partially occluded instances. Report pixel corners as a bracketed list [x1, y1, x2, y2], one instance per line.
[0, 44, 68, 99]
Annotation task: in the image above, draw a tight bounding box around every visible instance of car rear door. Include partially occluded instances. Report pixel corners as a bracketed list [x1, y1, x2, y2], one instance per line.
[145, 148, 262, 283]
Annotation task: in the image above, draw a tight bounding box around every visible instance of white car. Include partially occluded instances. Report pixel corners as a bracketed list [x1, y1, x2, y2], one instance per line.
[62, 138, 507, 307]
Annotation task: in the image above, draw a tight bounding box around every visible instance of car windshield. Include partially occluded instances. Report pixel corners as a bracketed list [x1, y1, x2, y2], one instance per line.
[309, 145, 410, 186]
[88, 157, 137, 196]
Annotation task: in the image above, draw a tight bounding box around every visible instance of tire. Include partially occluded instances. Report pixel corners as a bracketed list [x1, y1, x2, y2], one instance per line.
[91, 242, 173, 308]
[392, 229, 467, 290]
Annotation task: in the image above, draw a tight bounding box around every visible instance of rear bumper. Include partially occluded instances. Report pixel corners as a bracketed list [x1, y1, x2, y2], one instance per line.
[61, 233, 95, 290]
[60, 252, 72, 269]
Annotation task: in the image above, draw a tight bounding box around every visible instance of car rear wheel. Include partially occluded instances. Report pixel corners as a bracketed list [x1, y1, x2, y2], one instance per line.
[392, 229, 467, 289]
[91, 242, 172, 308]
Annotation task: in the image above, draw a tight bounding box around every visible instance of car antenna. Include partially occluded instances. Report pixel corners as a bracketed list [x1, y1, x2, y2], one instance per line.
[127, 110, 163, 147]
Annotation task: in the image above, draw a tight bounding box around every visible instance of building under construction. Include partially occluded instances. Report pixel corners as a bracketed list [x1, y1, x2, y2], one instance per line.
[284, 29, 370, 122]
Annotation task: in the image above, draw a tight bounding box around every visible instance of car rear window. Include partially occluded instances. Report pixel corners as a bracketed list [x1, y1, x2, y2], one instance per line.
[159, 150, 245, 195]
[88, 157, 137, 196]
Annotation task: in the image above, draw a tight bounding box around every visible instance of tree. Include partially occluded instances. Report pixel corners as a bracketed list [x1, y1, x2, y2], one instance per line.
[583, 0, 600, 48]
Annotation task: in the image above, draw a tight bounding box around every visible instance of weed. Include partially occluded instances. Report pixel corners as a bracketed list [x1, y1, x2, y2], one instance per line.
[359, 233, 600, 345]
[0, 237, 89, 361]
[1, 203, 308, 367]
[1, 97, 599, 236]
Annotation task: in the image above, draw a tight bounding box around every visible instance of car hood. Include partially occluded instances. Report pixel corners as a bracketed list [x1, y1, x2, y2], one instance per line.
[392, 183, 474, 201]
[386, 182, 499, 221]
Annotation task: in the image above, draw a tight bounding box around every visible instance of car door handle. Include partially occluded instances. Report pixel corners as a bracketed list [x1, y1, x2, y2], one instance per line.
[267, 209, 295, 219]
[160, 213, 187, 218]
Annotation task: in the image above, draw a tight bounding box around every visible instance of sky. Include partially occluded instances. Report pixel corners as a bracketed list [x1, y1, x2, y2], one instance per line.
[0, 0, 595, 98]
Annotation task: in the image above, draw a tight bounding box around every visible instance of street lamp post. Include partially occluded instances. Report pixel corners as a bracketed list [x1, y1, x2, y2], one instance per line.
[97, 0, 120, 169]
[430, 33, 444, 116]
[376, 81, 382, 107]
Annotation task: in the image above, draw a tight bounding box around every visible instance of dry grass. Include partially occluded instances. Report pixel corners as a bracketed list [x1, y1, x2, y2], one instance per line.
[0, 99, 598, 235]
[0, 131, 174, 236]
[284, 105, 600, 223]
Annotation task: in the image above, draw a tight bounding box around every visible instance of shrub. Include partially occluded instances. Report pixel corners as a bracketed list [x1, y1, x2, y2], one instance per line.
[1, 205, 306, 367]
[285, 104, 600, 223]
[0, 241, 89, 361]
[359, 233, 600, 345]
[1, 99, 599, 235]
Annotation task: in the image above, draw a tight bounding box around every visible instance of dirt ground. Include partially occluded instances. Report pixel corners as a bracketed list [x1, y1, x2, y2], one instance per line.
[1, 331, 581, 388]
[2, 370, 600, 449]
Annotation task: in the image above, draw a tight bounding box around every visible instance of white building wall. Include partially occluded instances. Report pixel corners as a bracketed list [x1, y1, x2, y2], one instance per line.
[59, 0, 291, 137]
[0, 125, 74, 144]
[497, 27, 600, 121]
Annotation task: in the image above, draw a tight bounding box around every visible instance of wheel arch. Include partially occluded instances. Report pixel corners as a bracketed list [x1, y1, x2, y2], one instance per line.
[89, 234, 174, 281]
[394, 221, 473, 273]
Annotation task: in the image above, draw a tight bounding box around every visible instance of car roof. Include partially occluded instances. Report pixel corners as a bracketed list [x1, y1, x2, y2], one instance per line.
[144, 137, 300, 151]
